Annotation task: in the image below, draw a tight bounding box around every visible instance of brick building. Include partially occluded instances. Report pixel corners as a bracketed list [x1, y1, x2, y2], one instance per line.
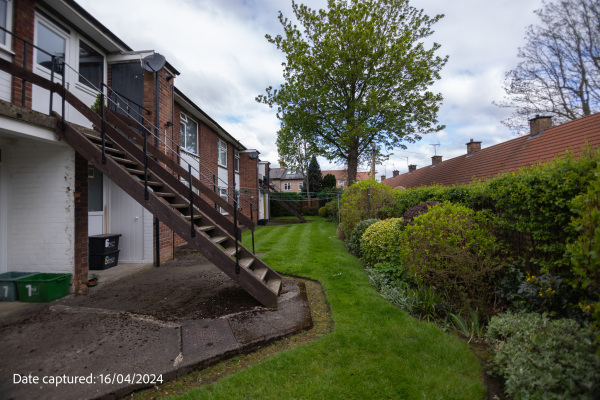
[0, 0, 273, 298]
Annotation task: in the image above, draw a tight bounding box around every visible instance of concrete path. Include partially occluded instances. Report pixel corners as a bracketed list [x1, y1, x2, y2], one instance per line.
[0, 256, 312, 400]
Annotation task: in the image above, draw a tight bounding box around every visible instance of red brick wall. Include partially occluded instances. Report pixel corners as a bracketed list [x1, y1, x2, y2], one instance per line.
[12, 0, 35, 108]
[239, 153, 258, 223]
[73, 152, 89, 295]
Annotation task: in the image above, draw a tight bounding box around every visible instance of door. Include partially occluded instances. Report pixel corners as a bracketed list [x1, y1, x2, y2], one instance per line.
[107, 180, 144, 263]
[0, 146, 8, 273]
[32, 12, 104, 128]
[88, 166, 104, 236]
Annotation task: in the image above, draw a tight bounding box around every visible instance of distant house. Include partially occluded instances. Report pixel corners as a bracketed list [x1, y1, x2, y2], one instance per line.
[382, 114, 600, 189]
[269, 168, 305, 193]
[321, 170, 372, 189]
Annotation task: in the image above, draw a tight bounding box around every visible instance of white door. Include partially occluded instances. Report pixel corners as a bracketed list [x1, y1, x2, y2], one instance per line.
[107, 180, 144, 263]
[0, 145, 8, 273]
[32, 12, 103, 128]
[88, 166, 105, 236]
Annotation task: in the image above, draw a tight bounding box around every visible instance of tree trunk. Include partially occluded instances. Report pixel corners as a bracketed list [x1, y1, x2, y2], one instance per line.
[347, 145, 359, 186]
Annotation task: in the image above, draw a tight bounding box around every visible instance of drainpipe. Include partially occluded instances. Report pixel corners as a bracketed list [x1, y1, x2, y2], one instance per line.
[155, 71, 160, 267]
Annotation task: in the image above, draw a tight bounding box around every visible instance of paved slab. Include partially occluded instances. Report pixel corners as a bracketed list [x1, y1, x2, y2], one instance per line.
[0, 254, 312, 400]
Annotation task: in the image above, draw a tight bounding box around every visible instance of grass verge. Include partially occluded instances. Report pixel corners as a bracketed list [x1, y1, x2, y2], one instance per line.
[156, 217, 486, 399]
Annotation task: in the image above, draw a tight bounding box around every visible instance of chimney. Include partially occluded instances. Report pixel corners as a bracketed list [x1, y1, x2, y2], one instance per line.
[393, 170, 400, 177]
[408, 165, 417, 173]
[380, 175, 386, 182]
[466, 139, 482, 155]
[431, 155, 442, 166]
[529, 115, 552, 136]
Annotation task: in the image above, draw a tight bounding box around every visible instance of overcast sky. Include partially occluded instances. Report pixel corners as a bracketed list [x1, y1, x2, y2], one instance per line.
[76, 0, 544, 176]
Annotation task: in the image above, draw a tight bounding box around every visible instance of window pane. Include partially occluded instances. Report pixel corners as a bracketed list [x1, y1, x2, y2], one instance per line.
[219, 140, 227, 166]
[79, 41, 103, 89]
[185, 119, 197, 153]
[0, 0, 7, 45]
[36, 22, 65, 75]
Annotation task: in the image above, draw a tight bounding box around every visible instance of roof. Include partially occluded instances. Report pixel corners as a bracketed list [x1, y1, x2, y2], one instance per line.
[270, 168, 304, 180]
[383, 113, 600, 189]
[322, 170, 372, 181]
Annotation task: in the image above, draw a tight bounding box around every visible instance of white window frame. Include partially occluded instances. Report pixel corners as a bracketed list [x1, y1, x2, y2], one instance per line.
[283, 182, 291, 191]
[219, 187, 229, 215]
[0, 0, 13, 52]
[33, 13, 69, 79]
[218, 138, 227, 168]
[234, 149, 239, 173]
[180, 112, 198, 155]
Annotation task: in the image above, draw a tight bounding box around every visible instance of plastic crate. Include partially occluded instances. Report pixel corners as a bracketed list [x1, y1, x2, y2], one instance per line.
[88, 234, 121, 254]
[0, 272, 36, 301]
[16, 273, 71, 303]
[89, 250, 120, 270]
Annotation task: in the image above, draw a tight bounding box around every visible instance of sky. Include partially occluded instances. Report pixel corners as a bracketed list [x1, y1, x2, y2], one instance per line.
[76, 0, 545, 177]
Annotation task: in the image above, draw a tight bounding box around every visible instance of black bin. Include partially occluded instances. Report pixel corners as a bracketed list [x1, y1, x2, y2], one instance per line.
[89, 250, 120, 270]
[88, 234, 121, 254]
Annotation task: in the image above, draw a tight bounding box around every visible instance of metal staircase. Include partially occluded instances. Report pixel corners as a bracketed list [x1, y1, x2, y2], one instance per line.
[0, 56, 282, 308]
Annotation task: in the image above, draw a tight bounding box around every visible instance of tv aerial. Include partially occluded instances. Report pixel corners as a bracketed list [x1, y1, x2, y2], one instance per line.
[141, 53, 166, 72]
[429, 142, 441, 156]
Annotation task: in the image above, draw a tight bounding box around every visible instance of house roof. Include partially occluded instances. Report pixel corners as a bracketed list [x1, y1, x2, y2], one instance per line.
[383, 113, 600, 189]
[270, 168, 304, 180]
[321, 170, 372, 181]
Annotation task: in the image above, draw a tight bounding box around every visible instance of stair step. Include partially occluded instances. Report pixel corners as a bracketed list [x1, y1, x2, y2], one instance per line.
[224, 246, 237, 257]
[184, 214, 202, 221]
[111, 156, 139, 166]
[267, 277, 282, 294]
[239, 257, 254, 269]
[95, 144, 125, 156]
[170, 203, 189, 209]
[211, 235, 228, 245]
[125, 167, 146, 176]
[155, 192, 176, 198]
[147, 181, 163, 189]
[197, 225, 215, 232]
[253, 266, 268, 282]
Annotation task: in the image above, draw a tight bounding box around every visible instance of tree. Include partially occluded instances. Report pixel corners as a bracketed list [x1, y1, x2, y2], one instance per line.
[496, 0, 600, 134]
[305, 155, 323, 197]
[257, 0, 447, 184]
[323, 173, 337, 189]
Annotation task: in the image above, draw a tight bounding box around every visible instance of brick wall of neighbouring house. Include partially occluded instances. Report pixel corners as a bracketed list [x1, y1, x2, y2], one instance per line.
[73, 152, 88, 295]
[12, 0, 35, 108]
[239, 153, 258, 223]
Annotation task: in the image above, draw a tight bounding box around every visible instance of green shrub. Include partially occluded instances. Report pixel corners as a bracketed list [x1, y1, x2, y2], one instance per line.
[316, 188, 343, 208]
[339, 180, 396, 237]
[347, 218, 379, 257]
[323, 199, 339, 222]
[270, 192, 305, 217]
[487, 312, 600, 399]
[360, 218, 404, 266]
[302, 206, 318, 216]
[400, 202, 506, 315]
[318, 206, 328, 218]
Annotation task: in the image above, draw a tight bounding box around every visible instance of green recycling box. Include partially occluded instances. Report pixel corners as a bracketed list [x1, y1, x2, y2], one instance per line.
[16, 273, 72, 303]
[0, 272, 36, 301]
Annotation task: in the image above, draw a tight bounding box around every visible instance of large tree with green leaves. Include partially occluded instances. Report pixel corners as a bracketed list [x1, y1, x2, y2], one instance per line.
[257, 0, 447, 184]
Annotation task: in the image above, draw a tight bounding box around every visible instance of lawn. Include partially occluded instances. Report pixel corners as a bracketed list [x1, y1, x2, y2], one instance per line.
[175, 217, 485, 399]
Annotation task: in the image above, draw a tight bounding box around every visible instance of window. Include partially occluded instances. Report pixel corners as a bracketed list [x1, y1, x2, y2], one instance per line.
[88, 166, 103, 212]
[234, 149, 239, 173]
[218, 139, 227, 167]
[180, 113, 198, 154]
[36, 19, 66, 75]
[78, 41, 103, 89]
[0, 0, 13, 49]
[284, 182, 291, 191]
[299, 182, 304, 191]
[338, 180, 344, 188]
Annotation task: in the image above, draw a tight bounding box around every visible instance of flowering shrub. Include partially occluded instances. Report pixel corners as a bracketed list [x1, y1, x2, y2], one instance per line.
[360, 218, 404, 266]
[402, 201, 439, 225]
[487, 312, 600, 399]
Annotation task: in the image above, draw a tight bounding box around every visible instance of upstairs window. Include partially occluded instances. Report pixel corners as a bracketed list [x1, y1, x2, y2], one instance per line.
[78, 41, 103, 90]
[234, 149, 239, 173]
[218, 139, 227, 167]
[0, 0, 13, 49]
[35, 19, 67, 75]
[180, 113, 198, 154]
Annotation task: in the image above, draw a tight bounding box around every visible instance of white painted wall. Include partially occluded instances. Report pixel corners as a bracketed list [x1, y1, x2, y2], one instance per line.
[8, 138, 75, 273]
